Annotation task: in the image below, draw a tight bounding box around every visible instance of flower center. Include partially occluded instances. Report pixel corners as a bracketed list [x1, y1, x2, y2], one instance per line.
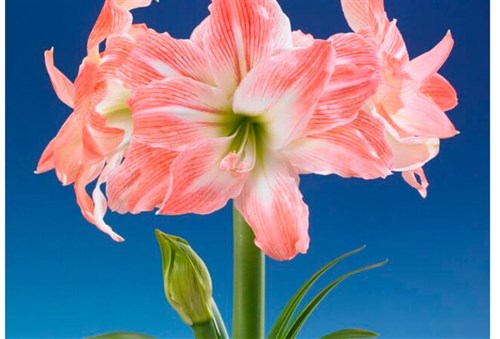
[220, 115, 266, 177]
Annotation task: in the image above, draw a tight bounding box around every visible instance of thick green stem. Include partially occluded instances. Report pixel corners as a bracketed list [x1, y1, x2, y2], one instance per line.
[233, 206, 265, 338]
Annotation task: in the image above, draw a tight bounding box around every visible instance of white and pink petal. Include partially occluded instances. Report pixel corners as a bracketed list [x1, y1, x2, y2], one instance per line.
[130, 77, 230, 150]
[234, 157, 309, 261]
[286, 111, 393, 179]
[232, 40, 335, 149]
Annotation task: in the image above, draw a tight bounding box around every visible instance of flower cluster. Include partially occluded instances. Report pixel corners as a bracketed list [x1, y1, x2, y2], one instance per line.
[37, 0, 457, 260]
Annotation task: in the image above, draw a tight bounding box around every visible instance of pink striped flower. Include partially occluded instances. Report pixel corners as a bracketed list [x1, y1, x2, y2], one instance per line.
[36, 0, 156, 241]
[108, 0, 392, 260]
[341, 0, 458, 197]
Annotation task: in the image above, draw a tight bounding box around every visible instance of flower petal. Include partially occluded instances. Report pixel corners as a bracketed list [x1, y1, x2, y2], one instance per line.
[51, 114, 85, 185]
[340, 0, 386, 33]
[87, 0, 152, 60]
[119, 29, 215, 89]
[130, 77, 230, 150]
[420, 73, 458, 111]
[107, 142, 178, 214]
[44, 49, 74, 108]
[402, 168, 429, 198]
[379, 20, 409, 65]
[391, 92, 458, 138]
[306, 33, 381, 134]
[387, 134, 439, 172]
[292, 30, 314, 48]
[285, 111, 392, 179]
[201, 0, 293, 94]
[36, 139, 56, 174]
[403, 31, 454, 84]
[234, 157, 309, 261]
[74, 157, 125, 242]
[232, 40, 335, 149]
[159, 137, 246, 215]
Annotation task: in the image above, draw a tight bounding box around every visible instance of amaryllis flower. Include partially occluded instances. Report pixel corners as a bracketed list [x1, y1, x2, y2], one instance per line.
[341, 0, 458, 197]
[109, 0, 392, 260]
[36, 0, 155, 241]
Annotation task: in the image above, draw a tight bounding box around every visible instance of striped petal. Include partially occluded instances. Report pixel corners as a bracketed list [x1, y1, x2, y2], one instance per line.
[87, 0, 153, 60]
[119, 29, 215, 89]
[159, 137, 246, 215]
[130, 77, 230, 150]
[403, 31, 454, 84]
[306, 33, 381, 134]
[285, 111, 392, 179]
[420, 73, 458, 111]
[391, 92, 458, 138]
[234, 157, 309, 261]
[340, 0, 386, 33]
[107, 143, 178, 214]
[200, 0, 293, 94]
[44, 49, 74, 108]
[232, 40, 335, 149]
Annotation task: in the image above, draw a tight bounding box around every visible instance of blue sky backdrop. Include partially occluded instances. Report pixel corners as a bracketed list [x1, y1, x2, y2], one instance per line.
[6, 0, 489, 338]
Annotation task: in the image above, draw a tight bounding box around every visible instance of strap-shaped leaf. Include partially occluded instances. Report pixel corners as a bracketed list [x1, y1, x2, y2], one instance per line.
[283, 259, 388, 338]
[320, 328, 380, 339]
[268, 245, 367, 338]
[86, 332, 156, 339]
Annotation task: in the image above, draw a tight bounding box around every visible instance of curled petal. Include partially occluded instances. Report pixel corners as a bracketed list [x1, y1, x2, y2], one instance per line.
[420, 73, 458, 111]
[403, 31, 454, 84]
[44, 49, 74, 108]
[87, 0, 152, 60]
[234, 157, 309, 261]
[340, 0, 386, 33]
[306, 33, 381, 134]
[131, 77, 230, 150]
[388, 134, 439, 172]
[159, 138, 246, 215]
[402, 168, 429, 198]
[107, 142, 178, 214]
[286, 111, 392, 179]
[74, 156, 125, 242]
[202, 0, 293, 94]
[233, 40, 335, 149]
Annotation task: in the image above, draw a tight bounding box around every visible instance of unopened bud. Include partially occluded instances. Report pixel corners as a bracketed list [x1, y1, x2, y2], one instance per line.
[155, 229, 213, 326]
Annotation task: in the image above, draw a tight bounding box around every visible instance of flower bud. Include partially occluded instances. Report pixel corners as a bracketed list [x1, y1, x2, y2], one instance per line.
[155, 229, 213, 326]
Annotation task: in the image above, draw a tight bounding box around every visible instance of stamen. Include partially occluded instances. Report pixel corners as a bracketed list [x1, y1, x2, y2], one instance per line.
[220, 122, 257, 177]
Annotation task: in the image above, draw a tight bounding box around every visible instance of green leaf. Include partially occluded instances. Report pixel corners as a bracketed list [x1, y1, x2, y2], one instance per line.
[268, 245, 367, 339]
[283, 259, 389, 338]
[320, 328, 380, 339]
[86, 332, 156, 339]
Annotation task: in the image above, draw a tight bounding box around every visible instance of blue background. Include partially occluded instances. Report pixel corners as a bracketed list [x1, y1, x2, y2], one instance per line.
[6, 0, 489, 338]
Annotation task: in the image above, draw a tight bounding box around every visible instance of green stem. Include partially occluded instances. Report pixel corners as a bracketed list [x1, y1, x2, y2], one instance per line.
[233, 206, 265, 338]
[192, 320, 219, 339]
[211, 299, 229, 339]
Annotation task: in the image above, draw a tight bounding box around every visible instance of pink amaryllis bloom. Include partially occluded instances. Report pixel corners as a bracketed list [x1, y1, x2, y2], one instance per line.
[341, 0, 458, 197]
[108, 0, 392, 260]
[36, 0, 155, 241]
